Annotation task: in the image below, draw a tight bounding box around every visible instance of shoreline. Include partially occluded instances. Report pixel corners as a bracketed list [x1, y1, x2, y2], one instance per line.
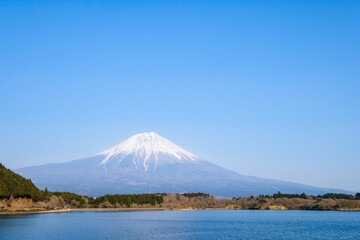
[1, 207, 360, 216]
[0, 208, 165, 216]
[70, 208, 166, 212]
[0, 209, 71, 216]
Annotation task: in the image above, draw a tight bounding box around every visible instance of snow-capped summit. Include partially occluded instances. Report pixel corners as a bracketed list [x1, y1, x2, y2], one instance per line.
[98, 132, 199, 171]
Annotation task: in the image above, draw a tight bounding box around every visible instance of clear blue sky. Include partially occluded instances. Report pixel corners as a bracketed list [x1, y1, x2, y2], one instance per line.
[0, 0, 359, 192]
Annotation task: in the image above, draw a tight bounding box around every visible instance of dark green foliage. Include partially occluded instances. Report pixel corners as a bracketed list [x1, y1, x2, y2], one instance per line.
[258, 194, 271, 198]
[272, 191, 307, 199]
[78, 198, 86, 208]
[249, 203, 260, 210]
[0, 163, 49, 201]
[356, 193, 360, 200]
[126, 197, 131, 208]
[181, 193, 210, 198]
[94, 194, 164, 207]
[87, 197, 96, 206]
[258, 192, 358, 200]
[258, 199, 267, 204]
[320, 193, 354, 200]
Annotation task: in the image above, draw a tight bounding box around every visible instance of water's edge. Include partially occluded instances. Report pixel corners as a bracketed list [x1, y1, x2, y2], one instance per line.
[1, 207, 360, 216]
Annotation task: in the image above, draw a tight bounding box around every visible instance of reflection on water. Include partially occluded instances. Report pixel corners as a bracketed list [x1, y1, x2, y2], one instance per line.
[1, 210, 360, 239]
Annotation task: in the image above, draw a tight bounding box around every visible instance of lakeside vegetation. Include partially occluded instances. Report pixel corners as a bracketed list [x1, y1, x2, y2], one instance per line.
[1, 163, 360, 212]
[0, 163, 51, 201]
[51, 192, 165, 208]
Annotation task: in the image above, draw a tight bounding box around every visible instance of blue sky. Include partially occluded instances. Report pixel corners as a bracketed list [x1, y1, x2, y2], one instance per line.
[0, 0, 359, 192]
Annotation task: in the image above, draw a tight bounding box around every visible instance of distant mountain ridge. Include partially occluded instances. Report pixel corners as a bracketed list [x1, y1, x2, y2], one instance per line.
[15, 132, 353, 197]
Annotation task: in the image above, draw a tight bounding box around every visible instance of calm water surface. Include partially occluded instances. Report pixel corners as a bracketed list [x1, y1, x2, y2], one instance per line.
[1, 210, 359, 239]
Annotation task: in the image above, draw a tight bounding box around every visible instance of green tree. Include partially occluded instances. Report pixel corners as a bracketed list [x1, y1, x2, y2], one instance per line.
[126, 197, 131, 208]
[79, 198, 86, 208]
[356, 193, 360, 200]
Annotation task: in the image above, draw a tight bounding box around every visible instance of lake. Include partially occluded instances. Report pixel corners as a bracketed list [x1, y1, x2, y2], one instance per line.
[1, 210, 360, 239]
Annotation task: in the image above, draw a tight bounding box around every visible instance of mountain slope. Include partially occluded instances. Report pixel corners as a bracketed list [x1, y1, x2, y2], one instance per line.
[15, 132, 352, 197]
[0, 163, 47, 201]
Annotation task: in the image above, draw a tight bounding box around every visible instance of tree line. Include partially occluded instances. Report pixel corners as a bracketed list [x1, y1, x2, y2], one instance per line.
[181, 193, 211, 198]
[93, 194, 164, 207]
[259, 191, 360, 200]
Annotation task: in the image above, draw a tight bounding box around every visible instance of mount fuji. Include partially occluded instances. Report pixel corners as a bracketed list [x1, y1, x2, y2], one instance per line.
[15, 132, 351, 197]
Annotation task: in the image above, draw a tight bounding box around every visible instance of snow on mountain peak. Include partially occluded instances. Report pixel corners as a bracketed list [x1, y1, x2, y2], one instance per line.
[98, 132, 199, 166]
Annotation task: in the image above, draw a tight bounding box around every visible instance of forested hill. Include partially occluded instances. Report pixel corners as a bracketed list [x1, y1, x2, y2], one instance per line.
[0, 163, 48, 201]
